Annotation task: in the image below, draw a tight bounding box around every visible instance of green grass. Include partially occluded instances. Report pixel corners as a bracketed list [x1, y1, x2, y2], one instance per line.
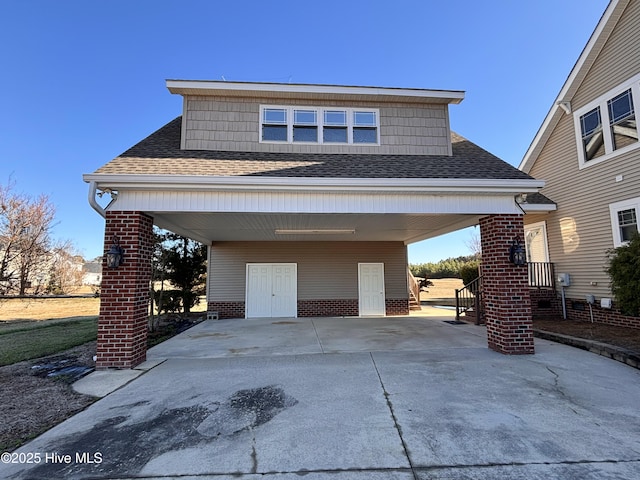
[0, 317, 98, 366]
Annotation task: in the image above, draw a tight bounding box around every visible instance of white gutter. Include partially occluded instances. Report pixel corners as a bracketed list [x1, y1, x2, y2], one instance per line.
[87, 181, 106, 218]
[82, 174, 544, 195]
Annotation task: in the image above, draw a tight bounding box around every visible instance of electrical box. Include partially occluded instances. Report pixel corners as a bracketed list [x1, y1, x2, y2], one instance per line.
[557, 273, 571, 287]
[586, 294, 595, 305]
[601, 298, 612, 309]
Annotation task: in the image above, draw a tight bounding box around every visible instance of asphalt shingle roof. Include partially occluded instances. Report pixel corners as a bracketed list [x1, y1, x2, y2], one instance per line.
[93, 116, 535, 181]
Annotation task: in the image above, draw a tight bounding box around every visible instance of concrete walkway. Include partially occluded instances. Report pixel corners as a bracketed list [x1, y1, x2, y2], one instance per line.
[2, 310, 640, 479]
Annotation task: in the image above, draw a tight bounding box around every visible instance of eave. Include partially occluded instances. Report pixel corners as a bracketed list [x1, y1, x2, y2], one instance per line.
[166, 80, 465, 105]
[82, 174, 544, 195]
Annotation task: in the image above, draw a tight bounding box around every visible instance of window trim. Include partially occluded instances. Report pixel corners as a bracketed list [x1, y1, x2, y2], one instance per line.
[609, 197, 640, 247]
[259, 105, 380, 145]
[574, 73, 640, 169]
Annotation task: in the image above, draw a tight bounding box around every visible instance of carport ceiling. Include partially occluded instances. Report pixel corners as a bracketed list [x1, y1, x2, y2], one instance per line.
[151, 212, 481, 245]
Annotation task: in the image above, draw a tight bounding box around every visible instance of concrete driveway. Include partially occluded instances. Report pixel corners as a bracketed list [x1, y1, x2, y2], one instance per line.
[2, 310, 640, 479]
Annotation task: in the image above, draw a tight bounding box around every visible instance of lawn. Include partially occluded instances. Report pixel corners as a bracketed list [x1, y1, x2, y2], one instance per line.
[0, 316, 98, 366]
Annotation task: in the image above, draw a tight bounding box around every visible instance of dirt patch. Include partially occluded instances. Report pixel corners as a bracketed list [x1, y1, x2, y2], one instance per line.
[533, 317, 640, 353]
[419, 278, 464, 302]
[0, 342, 97, 452]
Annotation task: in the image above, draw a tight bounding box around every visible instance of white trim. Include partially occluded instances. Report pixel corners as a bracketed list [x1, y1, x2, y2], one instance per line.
[573, 72, 640, 169]
[166, 80, 465, 104]
[83, 174, 544, 194]
[609, 196, 640, 247]
[520, 203, 557, 212]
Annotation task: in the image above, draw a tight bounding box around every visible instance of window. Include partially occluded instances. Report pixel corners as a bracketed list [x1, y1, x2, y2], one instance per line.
[608, 89, 637, 150]
[574, 74, 640, 168]
[580, 107, 604, 161]
[353, 111, 378, 144]
[618, 208, 638, 242]
[262, 108, 287, 142]
[609, 197, 640, 247]
[260, 106, 379, 145]
[323, 110, 347, 143]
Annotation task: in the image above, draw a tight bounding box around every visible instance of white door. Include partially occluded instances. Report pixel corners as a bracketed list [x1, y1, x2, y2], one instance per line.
[525, 222, 550, 287]
[525, 221, 549, 263]
[358, 263, 385, 316]
[246, 264, 297, 318]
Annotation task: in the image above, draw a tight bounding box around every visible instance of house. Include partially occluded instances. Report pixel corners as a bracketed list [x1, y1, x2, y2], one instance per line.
[84, 80, 549, 368]
[519, 0, 640, 329]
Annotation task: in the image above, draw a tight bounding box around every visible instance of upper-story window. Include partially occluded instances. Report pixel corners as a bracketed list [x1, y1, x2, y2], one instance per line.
[574, 74, 640, 168]
[609, 196, 640, 247]
[260, 106, 379, 145]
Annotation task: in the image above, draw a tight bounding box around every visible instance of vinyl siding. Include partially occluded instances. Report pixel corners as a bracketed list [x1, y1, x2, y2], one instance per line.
[183, 96, 450, 155]
[208, 241, 408, 301]
[527, 0, 640, 299]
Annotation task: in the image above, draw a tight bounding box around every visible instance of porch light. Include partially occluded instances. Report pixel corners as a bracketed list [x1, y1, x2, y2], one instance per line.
[106, 236, 124, 268]
[509, 237, 526, 266]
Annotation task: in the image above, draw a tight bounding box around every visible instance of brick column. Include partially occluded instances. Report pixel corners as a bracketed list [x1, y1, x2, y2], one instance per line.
[97, 211, 154, 369]
[479, 214, 534, 354]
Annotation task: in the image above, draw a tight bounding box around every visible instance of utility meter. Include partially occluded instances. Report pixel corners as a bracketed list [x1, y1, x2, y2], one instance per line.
[557, 273, 571, 287]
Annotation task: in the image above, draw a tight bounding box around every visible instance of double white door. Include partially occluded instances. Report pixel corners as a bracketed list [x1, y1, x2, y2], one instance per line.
[246, 263, 297, 318]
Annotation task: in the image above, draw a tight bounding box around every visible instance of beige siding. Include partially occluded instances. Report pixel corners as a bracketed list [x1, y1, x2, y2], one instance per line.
[572, 1, 640, 109]
[527, 0, 640, 299]
[183, 96, 450, 155]
[208, 241, 408, 301]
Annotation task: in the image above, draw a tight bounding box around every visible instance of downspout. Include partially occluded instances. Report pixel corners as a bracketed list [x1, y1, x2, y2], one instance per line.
[88, 181, 106, 218]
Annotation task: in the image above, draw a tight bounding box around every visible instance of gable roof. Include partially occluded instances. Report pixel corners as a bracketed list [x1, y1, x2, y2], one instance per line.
[91, 116, 534, 181]
[519, 0, 630, 173]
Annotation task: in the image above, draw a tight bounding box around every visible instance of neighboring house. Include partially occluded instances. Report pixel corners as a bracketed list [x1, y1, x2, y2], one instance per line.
[84, 80, 549, 368]
[520, 0, 640, 328]
[82, 261, 102, 286]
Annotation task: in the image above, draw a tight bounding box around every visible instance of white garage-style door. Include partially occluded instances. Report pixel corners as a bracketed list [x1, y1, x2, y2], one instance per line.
[246, 263, 297, 318]
[358, 263, 386, 316]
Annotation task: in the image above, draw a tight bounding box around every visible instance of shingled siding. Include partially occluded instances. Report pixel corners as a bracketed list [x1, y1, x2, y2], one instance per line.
[208, 241, 408, 317]
[182, 95, 450, 155]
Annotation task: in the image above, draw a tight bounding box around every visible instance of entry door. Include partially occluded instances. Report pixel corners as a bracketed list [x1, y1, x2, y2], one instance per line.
[525, 222, 550, 287]
[358, 263, 385, 316]
[246, 264, 297, 318]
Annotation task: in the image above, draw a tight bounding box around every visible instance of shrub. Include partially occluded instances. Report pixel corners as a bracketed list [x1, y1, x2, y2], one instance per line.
[459, 261, 480, 286]
[606, 233, 640, 317]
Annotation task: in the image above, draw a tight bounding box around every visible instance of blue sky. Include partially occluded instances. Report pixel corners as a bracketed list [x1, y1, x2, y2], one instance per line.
[0, 0, 609, 263]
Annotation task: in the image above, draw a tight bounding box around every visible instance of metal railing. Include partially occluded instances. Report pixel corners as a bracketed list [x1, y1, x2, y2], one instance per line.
[455, 276, 483, 325]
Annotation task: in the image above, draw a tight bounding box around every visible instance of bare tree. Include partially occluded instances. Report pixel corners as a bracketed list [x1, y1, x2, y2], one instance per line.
[466, 228, 482, 259]
[46, 241, 85, 294]
[0, 180, 57, 295]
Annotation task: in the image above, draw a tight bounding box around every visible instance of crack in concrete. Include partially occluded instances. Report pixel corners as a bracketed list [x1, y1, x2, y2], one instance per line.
[546, 366, 581, 415]
[309, 318, 325, 354]
[369, 353, 419, 480]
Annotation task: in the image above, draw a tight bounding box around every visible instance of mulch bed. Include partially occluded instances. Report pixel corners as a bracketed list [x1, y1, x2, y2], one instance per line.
[533, 317, 640, 353]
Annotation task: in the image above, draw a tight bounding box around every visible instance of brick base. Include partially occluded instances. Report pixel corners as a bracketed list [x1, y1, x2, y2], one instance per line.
[530, 288, 562, 319]
[565, 298, 640, 329]
[298, 299, 359, 317]
[208, 298, 409, 318]
[207, 301, 245, 319]
[385, 298, 410, 316]
[528, 289, 640, 330]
